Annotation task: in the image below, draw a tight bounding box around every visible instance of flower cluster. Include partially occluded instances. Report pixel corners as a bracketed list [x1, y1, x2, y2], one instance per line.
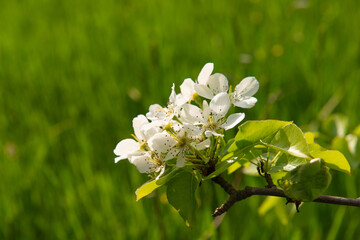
[114, 63, 259, 177]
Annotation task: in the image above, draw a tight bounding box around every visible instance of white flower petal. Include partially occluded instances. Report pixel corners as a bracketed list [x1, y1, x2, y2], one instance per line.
[197, 62, 214, 84]
[176, 151, 186, 168]
[114, 139, 140, 162]
[175, 93, 188, 107]
[210, 92, 231, 119]
[193, 138, 211, 150]
[180, 78, 195, 101]
[132, 114, 149, 140]
[194, 84, 214, 99]
[205, 130, 224, 137]
[141, 120, 163, 140]
[169, 84, 177, 104]
[146, 104, 166, 121]
[180, 104, 206, 125]
[233, 97, 258, 108]
[148, 132, 176, 154]
[164, 147, 181, 161]
[129, 153, 155, 173]
[208, 73, 229, 94]
[155, 166, 166, 179]
[171, 121, 183, 132]
[235, 77, 259, 97]
[202, 100, 211, 119]
[182, 123, 204, 137]
[221, 113, 245, 130]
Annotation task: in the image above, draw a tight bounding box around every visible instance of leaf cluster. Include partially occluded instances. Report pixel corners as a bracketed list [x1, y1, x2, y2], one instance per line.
[136, 120, 351, 226]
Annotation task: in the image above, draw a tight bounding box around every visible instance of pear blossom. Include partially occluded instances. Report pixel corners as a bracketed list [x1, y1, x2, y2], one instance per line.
[114, 114, 165, 173]
[193, 63, 229, 100]
[148, 131, 177, 155]
[181, 92, 245, 137]
[176, 78, 196, 104]
[114, 62, 259, 175]
[230, 77, 259, 108]
[163, 123, 207, 167]
[146, 84, 184, 124]
[148, 122, 207, 167]
[114, 114, 150, 163]
[114, 139, 160, 173]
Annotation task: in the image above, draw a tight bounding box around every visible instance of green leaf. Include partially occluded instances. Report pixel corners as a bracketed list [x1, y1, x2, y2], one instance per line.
[228, 120, 292, 153]
[311, 150, 351, 175]
[166, 170, 199, 227]
[308, 142, 326, 153]
[262, 124, 310, 159]
[271, 154, 308, 173]
[135, 169, 180, 201]
[278, 159, 331, 201]
[304, 132, 315, 144]
[228, 161, 248, 174]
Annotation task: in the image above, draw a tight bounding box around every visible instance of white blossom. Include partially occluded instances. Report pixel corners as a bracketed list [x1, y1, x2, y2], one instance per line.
[176, 78, 196, 104]
[114, 114, 164, 173]
[193, 63, 229, 100]
[230, 77, 259, 108]
[146, 84, 184, 124]
[114, 62, 259, 174]
[180, 92, 244, 137]
[163, 123, 209, 167]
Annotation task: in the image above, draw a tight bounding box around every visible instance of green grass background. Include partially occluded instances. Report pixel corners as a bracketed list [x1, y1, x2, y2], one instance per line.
[1, 0, 359, 239]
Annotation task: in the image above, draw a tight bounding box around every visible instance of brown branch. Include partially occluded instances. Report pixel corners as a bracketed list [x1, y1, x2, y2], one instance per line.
[264, 173, 276, 188]
[211, 176, 360, 217]
[212, 176, 237, 195]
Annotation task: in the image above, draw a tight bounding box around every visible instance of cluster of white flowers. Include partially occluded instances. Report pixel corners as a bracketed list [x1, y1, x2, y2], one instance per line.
[114, 63, 259, 176]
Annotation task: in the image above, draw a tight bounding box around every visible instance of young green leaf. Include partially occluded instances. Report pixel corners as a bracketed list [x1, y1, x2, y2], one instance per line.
[271, 154, 308, 173]
[278, 158, 331, 202]
[262, 123, 310, 159]
[304, 132, 315, 144]
[136, 169, 180, 201]
[311, 150, 351, 175]
[228, 120, 292, 153]
[166, 170, 199, 227]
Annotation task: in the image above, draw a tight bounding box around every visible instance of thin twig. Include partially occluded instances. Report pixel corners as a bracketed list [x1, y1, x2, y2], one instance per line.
[211, 176, 360, 217]
[212, 176, 237, 195]
[264, 173, 276, 188]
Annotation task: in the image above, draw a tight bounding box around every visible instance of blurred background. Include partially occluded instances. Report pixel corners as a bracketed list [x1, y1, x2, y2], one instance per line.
[1, 0, 360, 239]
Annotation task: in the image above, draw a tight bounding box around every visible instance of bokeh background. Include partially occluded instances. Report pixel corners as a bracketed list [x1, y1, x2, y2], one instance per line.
[1, 0, 360, 239]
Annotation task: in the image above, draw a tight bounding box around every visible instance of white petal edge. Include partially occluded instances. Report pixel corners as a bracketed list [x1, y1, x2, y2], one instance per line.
[235, 77, 259, 97]
[146, 104, 166, 121]
[114, 139, 140, 163]
[205, 130, 224, 138]
[182, 123, 204, 137]
[180, 104, 206, 125]
[193, 138, 211, 150]
[169, 84, 177, 104]
[148, 132, 176, 154]
[233, 97, 258, 108]
[180, 78, 195, 100]
[221, 113, 245, 130]
[207, 73, 229, 94]
[197, 62, 214, 84]
[210, 92, 231, 119]
[130, 153, 155, 173]
[194, 84, 214, 99]
[132, 114, 149, 140]
[164, 147, 181, 161]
